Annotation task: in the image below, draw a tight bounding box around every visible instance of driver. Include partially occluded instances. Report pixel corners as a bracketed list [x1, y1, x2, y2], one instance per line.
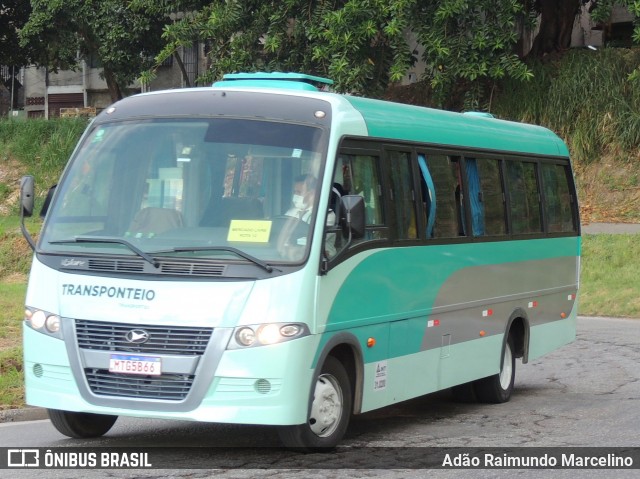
[279, 174, 336, 259]
[286, 174, 317, 223]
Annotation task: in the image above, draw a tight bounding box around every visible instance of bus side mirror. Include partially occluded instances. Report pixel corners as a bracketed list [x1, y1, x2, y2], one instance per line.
[20, 175, 34, 218]
[20, 175, 36, 251]
[340, 195, 365, 240]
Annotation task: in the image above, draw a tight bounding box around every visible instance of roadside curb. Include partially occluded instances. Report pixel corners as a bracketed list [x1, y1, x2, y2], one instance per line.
[582, 223, 640, 234]
[0, 407, 48, 423]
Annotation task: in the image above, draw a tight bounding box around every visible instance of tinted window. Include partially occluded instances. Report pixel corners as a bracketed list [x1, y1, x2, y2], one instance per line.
[466, 158, 506, 236]
[541, 163, 575, 232]
[388, 151, 417, 239]
[332, 153, 386, 248]
[506, 161, 542, 234]
[425, 155, 464, 238]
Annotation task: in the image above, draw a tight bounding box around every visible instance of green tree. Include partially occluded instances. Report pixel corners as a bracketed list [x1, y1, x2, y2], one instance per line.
[130, 0, 209, 87]
[137, 0, 417, 96]
[139, 0, 640, 109]
[140, 0, 538, 107]
[20, 0, 166, 102]
[0, 0, 33, 66]
[412, 0, 535, 108]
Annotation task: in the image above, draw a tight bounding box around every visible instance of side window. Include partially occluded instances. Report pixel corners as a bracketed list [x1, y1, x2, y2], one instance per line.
[541, 163, 576, 233]
[417, 154, 436, 238]
[424, 155, 463, 238]
[465, 158, 507, 236]
[506, 161, 542, 234]
[330, 153, 386, 255]
[338, 154, 384, 228]
[388, 151, 417, 240]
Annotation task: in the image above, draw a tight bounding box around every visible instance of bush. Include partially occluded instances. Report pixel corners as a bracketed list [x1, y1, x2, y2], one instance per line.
[492, 48, 640, 164]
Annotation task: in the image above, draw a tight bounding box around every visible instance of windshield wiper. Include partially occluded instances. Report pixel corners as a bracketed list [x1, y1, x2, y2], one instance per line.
[49, 236, 159, 268]
[154, 246, 274, 273]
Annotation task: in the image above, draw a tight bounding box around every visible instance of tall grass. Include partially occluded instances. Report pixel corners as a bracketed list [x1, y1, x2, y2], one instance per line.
[493, 48, 640, 164]
[0, 118, 88, 212]
[0, 282, 27, 409]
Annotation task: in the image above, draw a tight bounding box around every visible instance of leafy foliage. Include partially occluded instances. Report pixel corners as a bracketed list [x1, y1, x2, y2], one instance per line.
[139, 0, 416, 96]
[139, 0, 540, 106]
[19, 0, 166, 101]
[411, 0, 535, 108]
[0, 0, 34, 66]
[14, 0, 640, 109]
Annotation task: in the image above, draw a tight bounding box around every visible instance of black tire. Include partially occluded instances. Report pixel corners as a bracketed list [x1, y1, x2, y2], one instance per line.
[278, 356, 352, 451]
[474, 335, 516, 403]
[48, 409, 118, 438]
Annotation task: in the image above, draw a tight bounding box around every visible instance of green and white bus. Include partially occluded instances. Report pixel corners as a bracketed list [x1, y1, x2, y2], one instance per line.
[20, 72, 580, 449]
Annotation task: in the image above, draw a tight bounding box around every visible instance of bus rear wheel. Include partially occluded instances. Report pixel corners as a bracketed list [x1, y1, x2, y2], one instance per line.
[474, 335, 516, 403]
[48, 409, 118, 438]
[278, 356, 352, 451]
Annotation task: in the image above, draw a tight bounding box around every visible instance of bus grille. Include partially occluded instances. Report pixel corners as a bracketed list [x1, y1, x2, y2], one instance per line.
[75, 320, 213, 356]
[84, 369, 194, 400]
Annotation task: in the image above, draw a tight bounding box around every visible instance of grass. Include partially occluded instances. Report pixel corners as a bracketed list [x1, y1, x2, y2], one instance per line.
[0, 117, 87, 214]
[0, 216, 40, 280]
[0, 347, 24, 410]
[579, 234, 640, 318]
[0, 217, 36, 410]
[0, 283, 27, 410]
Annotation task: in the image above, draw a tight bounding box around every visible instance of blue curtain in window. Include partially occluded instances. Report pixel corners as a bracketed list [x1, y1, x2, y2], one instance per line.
[418, 154, 436, 238]
[465, 158, 485, 236]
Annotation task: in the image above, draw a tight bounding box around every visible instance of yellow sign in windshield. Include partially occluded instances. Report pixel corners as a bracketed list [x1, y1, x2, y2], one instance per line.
[227, 220, 272, 243]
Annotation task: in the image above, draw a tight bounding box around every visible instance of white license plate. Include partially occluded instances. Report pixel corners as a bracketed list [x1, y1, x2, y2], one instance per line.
[109, 354, 161, 376]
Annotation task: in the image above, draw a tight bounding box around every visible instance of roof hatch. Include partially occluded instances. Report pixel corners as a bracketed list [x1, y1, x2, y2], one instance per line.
[212, 72, 334, 92]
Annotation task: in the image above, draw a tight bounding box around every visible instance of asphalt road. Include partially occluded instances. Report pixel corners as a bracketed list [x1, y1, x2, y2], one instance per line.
[1, 316, 639, 478]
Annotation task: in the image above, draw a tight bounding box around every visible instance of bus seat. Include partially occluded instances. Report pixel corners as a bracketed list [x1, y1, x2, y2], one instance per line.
[128, 207, 183, 236]
[200, 197, 263, 227]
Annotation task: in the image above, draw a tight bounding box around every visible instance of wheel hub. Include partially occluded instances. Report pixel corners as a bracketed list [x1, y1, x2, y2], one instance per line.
[309, 374, 343, 437]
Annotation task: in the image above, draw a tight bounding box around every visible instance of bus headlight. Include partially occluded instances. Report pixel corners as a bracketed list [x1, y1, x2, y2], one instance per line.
[25, 307, 63, 339]
[228, 323, 309, 349]
[45, 315, 61, 333]
[30, 310, 47, 329]
[235, 327, 256, 347]
[257, 324, 281, 345]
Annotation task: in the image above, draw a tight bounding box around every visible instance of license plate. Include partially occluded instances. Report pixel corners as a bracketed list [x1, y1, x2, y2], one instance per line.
[109, 354, 161, 376]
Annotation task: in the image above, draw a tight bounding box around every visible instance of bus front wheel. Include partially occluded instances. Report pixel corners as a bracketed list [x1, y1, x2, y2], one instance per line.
[278, 356, 352, 450]
[48, 409, 118, 438]
[474, 335, 516, 403]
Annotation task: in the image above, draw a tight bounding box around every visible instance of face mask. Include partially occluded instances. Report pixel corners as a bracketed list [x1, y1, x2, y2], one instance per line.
[292, 194, 306, 210]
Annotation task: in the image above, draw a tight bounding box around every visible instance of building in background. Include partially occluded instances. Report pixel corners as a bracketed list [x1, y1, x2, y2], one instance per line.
[0, 65, 23, 117]
[21, 43, 205, 119]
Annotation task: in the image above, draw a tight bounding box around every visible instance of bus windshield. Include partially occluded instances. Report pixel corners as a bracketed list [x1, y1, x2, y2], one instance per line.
[39, 118, 326, 264]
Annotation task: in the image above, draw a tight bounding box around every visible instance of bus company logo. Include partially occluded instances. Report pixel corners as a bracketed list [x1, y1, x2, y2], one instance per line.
[61, 258, 86, 267]
[125, 329, 150, 344]
[7, 449, 40, 467]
